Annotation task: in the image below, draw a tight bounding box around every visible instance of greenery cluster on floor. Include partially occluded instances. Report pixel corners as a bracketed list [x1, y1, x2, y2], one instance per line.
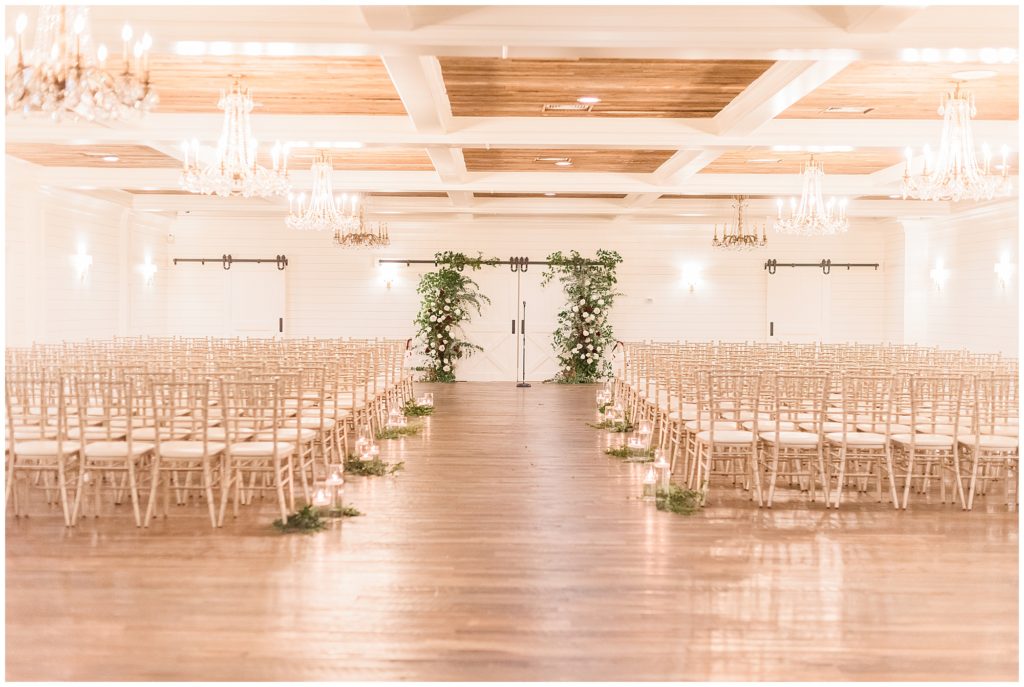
[655, 485, 704, 515]
[402, 399, 435, 417]
[605, 446, 654, 461]
[414, 251, 497, 382]
[344, 454, 405, 476]
[375, 423, 423, 440]
[272, 504, 326, 533]
[588, 418, 635, 432]
[542, 249, 623, 384]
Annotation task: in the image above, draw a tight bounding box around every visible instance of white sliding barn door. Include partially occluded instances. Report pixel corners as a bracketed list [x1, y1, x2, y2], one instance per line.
[765, 269, 827, 342]
[457, 268, 517, 381]
[228, 265, 287, 337]
[518, 270, 560, 381]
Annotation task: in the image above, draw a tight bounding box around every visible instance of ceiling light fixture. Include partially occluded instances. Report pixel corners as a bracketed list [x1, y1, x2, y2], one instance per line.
[577, 96, 601, 104]
[102, 155, 119, 162]
[286, 150, 346, 232]
[554, 160, 573, 167]
[6, 6, 157, 121]
[774, 156, 849, 236]
[901, 82, 1013, 202]
[712, 196, 767, 251]
[179, 80, 290, 198]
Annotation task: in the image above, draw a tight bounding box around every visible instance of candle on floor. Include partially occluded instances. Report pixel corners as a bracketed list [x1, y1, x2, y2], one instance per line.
[642, 467, 658, 500]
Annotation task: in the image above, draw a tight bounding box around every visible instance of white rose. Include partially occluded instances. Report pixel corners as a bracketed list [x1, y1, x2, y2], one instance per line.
[587, 344, 594, 350]
[437, 334, 443, 339]
[598, 299, 605, 306]
[445, 298, 451, 304]
[443, 364, 451, 371]
[593, 307, 601, 314]
[579, 299, 585, 305]
[572, 305, 579, 312]
[583, 330, 590, 336]
[439, 345, 446, 351]
[444, 305, 450, 311]
[430, 315, 437, 322]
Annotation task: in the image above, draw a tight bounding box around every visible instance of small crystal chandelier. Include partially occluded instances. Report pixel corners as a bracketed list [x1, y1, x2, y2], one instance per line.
[901, 82, 1013, 202]
[5, 6, 158, 121]
[332, 195, 391, 249]
[774, 156, 849, 236]
[179, 80, 290, 198]
[285, 151, 348, 231]
[712, 196, 767, 250]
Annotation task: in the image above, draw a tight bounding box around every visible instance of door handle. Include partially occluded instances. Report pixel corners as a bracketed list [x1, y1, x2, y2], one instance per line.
[769, 321, 774, 337]
[512, 319, 516, 334]
[279, 317, 284, 333]
[521, 319, 525, 334]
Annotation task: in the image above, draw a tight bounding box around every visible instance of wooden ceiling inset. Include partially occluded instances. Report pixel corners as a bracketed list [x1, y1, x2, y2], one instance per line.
[439, 57, 775, 118]
[700, 149, 905, 175]
[780, 62, 1019, 120]
[147, 55, 407, 115]
[5, 144, 181, 168]
[463, 148, 675, 173]
[261, 147, 435, 172]
[368, 192, 449, 198]
[122, 189, 195, 195]
[474, 192, 628, 199]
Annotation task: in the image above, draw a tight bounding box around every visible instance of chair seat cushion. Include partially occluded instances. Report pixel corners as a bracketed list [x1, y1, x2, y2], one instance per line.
[696, 429, 755, 444]
[890, 433, 954, 447]
[12, 426, 57, 440]
[982, 425, 1019, 437]
[759, 431, 820, 446]
[131, 427, 191, 441]
[14, 440, 81, 456]
[229, 441, 295, 457]
[283, 417, 336, 430]
[202, 427, 255, 441]
[742, 420, 798, 432]
[958, 434, 1019, 450]
[914, 423, 963, 436]
[806, 421, 857, 433]
[825, 431, 887, 446]
[157, 440, 227, 459]
[255, 428, 317, 442]
[856, 423, 911, 434]
[67, 427, 127, 440]
[686, 420, 739, 432]
[84, 441, 154, 458]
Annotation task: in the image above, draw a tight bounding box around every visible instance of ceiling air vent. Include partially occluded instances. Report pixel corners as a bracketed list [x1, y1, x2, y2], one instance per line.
[542, 103, 593, 113]
[823, 106, 875, 114]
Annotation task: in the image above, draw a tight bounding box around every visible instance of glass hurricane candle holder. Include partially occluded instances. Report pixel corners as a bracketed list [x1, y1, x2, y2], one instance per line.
[312, 486, 331, 511]
[419, 392, 434, 407]
[325, 465, 345, 515]
[387, 407, 406, 428]
[627, 436, 646, 451]
[642, 467, 658, 501]
[637, 420, 653, 437]
[653, 449, 671, 491]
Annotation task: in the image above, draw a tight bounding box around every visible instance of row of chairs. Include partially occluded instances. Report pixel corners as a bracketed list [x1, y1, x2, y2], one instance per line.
[5, 337, 415, 527]
[615, 342, 1019, 509]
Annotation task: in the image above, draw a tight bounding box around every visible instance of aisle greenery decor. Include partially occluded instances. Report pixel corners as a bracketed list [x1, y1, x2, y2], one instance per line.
[344, 454, 405, 476]
[542, 249, 623, 383]
[375, 423, 422, 440]
[272, 504, 326, 533]
[605, 446, 654, 461]
[587, 418, 634, 432]
[655, 485, 704, 515]
[414, 251, 499, 382]
[402, 399, 434, 417]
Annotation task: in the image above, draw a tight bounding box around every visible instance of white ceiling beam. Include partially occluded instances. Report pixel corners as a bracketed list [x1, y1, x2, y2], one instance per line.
[8, 115, 1017, 151]
[841, 6, 922, 34]
[63, 5, 1017, 60]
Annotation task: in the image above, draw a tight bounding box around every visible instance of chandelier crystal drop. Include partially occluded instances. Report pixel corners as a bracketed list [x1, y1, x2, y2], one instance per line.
[331, 196, 391, 249]
[712, 196, 767, 250]
[901, 83, 1013, 202]
[285, 152, 349, 231]
[773, 156, 849, 236]
[5, 6, 158, 121]
[179, 81, 290, 198]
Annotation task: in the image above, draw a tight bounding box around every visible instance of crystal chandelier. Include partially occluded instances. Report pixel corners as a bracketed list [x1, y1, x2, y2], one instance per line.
[712, 196, 766, 250]
[179, 81, 290, 198]
[901, 82, 1013, 202]
[6, 6, 158, 121]
[332, 195, 391, 249]
[285, 151, 349, 231]
[774, 156, 849, 236]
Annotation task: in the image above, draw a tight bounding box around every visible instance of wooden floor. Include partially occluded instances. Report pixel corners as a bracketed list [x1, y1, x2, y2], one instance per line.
[6, 383, 1019, 681]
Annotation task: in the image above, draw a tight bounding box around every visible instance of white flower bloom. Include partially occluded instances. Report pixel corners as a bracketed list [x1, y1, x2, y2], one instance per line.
[430, 315, 437, 322]
[579, 298, 586, 305]
[444, 305, 451, 311]
[445, 298, 451, 304]
[443, 364, 451, 371]
[439, 345, 446, 351]
[593, 307, 601, 314]
[587, 344, 594, 350]
[597, 298, 605, 306]
[583, 329, 590, 336]
[572, 305, 579, 312]
[437, 334, 443, 339]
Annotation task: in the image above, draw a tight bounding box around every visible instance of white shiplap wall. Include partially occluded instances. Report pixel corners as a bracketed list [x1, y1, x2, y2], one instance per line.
[164, 214, 896, 363]
[4, 168, 172, 347]
[901, 200, 1019, 355]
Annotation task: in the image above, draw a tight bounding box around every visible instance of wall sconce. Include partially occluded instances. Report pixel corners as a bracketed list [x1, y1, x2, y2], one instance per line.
[70, 250, 93, 282]
[680, 264, 702, 293]
[994, 253, 1015, 290]
[930, 259, 950, 292]
[139, 260, 158, 287]
[379, 262, 399, 291]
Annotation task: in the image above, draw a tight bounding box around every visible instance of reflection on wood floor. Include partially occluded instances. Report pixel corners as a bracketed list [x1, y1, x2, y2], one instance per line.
[5, 382, 1018, 681]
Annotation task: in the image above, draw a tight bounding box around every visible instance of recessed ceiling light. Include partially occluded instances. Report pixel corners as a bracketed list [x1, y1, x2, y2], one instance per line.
[102, 155, 120, 162]
[951, 69, 998, 81]
[824, 106, 875, 114]
[554, 160, 573, 167]
[577, 96, 601, 104]
[542, 103, 591, 113]
[544, 192, 556, 196]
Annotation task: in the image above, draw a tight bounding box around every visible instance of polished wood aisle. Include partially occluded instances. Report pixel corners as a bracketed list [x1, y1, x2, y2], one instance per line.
[6, 383, 1018, 681]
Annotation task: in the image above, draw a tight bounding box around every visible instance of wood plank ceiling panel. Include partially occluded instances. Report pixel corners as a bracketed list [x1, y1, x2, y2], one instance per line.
[6, 144, 181, 168]
[779, 62, 1018, 119]
[260, 147, 436, 171]
[147, 55, 407, 115]
[440, 57, 775, 117]
[700, 149, 905, 175]
[463, 148, 675, 172]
